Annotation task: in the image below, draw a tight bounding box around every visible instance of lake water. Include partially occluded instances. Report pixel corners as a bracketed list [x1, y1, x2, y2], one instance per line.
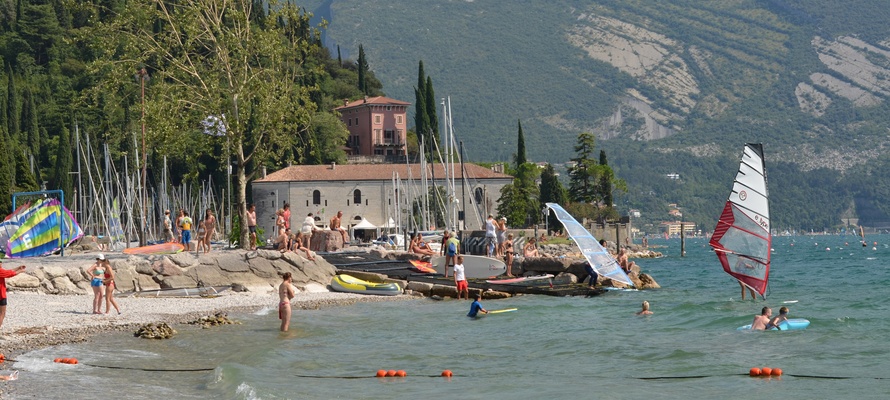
[8, 235, 890, 399]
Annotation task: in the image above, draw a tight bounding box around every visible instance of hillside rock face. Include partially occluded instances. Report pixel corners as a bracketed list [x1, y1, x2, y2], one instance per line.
[8, 250, 337, 295]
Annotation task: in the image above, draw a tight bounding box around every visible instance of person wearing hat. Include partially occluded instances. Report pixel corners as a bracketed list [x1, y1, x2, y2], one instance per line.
[0, 260, 26, 332]
[87, 254, 108, 314]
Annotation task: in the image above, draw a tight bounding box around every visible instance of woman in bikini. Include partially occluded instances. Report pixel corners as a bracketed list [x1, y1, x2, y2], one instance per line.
[523, 238, 539, 257]
[292, 232, 315, 261]
[203, 209, 216, 254]
[103, 259, 121, 314]
[278, 272, 296, 332]
[87, 255, 106, 314]
[503, 233, 515, 277]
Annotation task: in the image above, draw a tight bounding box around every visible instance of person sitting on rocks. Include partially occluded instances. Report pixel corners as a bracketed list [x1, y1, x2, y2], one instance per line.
[275, 228, 291, 252]
[523, 238, 539, 257]
[291, 232, 316, 261]
[410, 234, 434, 257]
[617, 247, 636, 274]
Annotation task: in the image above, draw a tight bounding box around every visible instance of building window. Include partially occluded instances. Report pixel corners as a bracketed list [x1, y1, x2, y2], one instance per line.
[347, 119, 351, 127]
[375, 115, 381, 124]
[386, 106, 392, 111]
[374, 149, 384, 155]
[397, 116, 402, 124]
[312, 190, 321, 205]
[384, 130, 394, 142]
[353, 189, 362, 205]
[475, 187, 484, 204]
[355, 117, 359, 125]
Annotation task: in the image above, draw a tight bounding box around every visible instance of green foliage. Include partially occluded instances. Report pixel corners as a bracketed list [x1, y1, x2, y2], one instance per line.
[357, 44, 368, 94]
[49, 125, 71, 203]
[229, 214, 264, 247]
[539, 163, 567, 232]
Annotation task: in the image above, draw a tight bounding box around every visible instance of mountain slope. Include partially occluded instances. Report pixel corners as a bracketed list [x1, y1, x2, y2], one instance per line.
[317, 0, 890, 231]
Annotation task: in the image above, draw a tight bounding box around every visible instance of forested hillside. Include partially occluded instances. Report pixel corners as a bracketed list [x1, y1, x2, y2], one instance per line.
[318, 0, 890, 232]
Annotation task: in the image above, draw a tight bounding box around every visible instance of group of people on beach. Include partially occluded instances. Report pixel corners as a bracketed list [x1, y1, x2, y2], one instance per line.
[86, 254, 121, 315]
[270, 204, 318, 261]
[163, 208, 216, 253]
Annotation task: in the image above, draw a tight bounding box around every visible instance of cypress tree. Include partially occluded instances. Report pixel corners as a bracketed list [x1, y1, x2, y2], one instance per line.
[50, 126, 73, 204]
[599, 149, 613, 208]
[357, 44, 368, 94]
[337, 45, 342, 66]
[515, 119, 527, 167]
[0, 125, 12, 214]
[414, 86, 429, 154]
[424, 76, 438, 151]
[6, 64, 19, 140]
[13, 144, 37, 191]
[22, 85, 39, 157]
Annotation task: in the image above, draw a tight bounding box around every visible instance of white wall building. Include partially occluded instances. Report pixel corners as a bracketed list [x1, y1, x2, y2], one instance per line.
[251, 163, 513, 242]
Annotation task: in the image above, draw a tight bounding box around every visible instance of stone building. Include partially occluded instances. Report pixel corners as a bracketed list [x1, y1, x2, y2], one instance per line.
[251, 163, 513, 243]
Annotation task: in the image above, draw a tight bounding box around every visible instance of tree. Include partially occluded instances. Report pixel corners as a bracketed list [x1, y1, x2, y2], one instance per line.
[49, 126, 72, 203]
[539, 163, 567, 232]
[0, 124, 12, 214]
[5, 65, 19, 140]
[599, 149, 612, 207]
[414, 61, 429, 156]
[568, 132, 603, 203]
[21, 85, 39, 158]
[87, 0, 324, 248]
[357, 44, 368, 94]
[424, 75, 439, 152]
[515, 120, 526, 166]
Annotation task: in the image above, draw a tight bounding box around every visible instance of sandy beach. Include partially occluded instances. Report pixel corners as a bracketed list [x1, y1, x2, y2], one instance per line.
[0, 274, 408, 357]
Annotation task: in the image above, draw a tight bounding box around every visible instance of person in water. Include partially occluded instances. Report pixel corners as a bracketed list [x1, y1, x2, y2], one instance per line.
[87, 254, 107, 314]
[768, 306, 790, 329]
[278, 272, 296, 332]
[467, 293, 488, 318]
[751, 306, 772, 330]
[739, 281, 756, 300]
[636, 301, 653, 315]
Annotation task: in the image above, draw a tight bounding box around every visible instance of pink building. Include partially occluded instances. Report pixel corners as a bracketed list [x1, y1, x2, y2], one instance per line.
[336, 96, 410, 156]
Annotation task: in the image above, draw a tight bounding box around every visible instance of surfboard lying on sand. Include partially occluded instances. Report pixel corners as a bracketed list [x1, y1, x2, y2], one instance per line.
[737, 318, 810, 331]
[431, 255, 507, 279]
[123, 242, 185, 255]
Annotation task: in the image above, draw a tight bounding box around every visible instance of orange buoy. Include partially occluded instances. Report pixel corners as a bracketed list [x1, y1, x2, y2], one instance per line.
[395, 370, 406, 377]
[771, 368, 782, 376]
[54, 358, 61, 363]
[761, 367, 772, 376]
[70, 358, 79, 365]
[375, 370, 386, 377]
[386, 370, 396, 377]
[441, 370, 453, 377]
[749, 367, 761, 376]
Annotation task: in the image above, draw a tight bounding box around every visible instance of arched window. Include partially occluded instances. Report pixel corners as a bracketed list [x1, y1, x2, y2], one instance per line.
[353, 189, 362, 205]
[474, 187, 484, 204]
[312, 190, 321, 205]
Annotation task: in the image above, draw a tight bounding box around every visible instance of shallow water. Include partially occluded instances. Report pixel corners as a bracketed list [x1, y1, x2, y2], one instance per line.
[8, 235, 890, 399]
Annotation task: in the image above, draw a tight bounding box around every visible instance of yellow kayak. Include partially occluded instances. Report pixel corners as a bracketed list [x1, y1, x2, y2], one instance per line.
[330, 274, 402, 296]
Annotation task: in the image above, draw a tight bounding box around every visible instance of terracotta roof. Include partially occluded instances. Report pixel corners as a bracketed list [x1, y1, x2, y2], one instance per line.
[335, 96, 411, 111]
[255, 163, 513, 182]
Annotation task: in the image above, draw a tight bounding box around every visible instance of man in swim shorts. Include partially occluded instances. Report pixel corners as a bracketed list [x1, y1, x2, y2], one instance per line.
[278, 272, 296, 331]
[247, 204, 257, 250]
[751, 306, 772, 330]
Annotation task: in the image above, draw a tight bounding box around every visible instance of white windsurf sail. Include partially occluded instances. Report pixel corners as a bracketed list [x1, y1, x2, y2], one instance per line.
[545, 203, 634, 286]
[709, 143, 771, 296]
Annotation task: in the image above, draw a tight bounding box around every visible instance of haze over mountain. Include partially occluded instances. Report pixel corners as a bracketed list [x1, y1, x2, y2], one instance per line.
[310, 0, 890, 232]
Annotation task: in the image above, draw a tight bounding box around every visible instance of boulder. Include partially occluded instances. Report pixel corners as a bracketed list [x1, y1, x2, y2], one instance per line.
[301, 282, 329, 293]
[31, 268, 47, 282]
[245, 257, 275, 275]
[167, 252, 199, 268]
[481, 290, 512, 300]
[126, 256, 153, 275]
[43, 266, 68, 280]
[521, 257, 569, 273]
[40, 279, 55, 293]
[152, 258, 184, 276]
[311, 230, 344, 252]
[113, 268, 140, 292]
[134, 323, 176, 339]
[7, 273, 40, 289]
[369, 247, 388, 259]
[221, 272, 275, 290]
[256, 249, 282, 260]
[154, 274, 198, 289]
[406, 281, 434, 295]
[553, 273, 578, 285]
[66, 268, 85, 284]
[183, 265, 229, 287]
[273, 261, 312, 285]
[430, 284, 458, 298]
[50, 276, 79, 294]
[135, 275, 161, 291]
[76, 281, 90, 291]
[639, 273, 661, 289]
[216, 253, 251, 273]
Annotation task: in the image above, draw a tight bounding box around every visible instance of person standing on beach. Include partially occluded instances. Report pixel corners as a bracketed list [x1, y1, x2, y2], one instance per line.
[454, 255, 468, 300]
[275, 209, 286, 237]
[484, 215, 498, 257]
[103, 259, 121, 315]
[0, 260, 26, 332]
[751, 307, 772, 330]
[301, 213, 318, 249]
[467, 293, 488, 318]
[279, 272, 296, 331]
[175, 209, 185, 243]
[503, 233, 515, 277]
[203, 209, 216, 254]
[180, 211, 193, 250]
[163, 210, 174, 243]
[496, 217, 508, 258]
[247, 204, 257, 250]
[444, 231, 460, 278]
[87, 255, 107, 314]
[330, 211, 348, 244]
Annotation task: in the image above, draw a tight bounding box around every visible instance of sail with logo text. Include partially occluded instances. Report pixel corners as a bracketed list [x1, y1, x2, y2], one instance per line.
[545, 203, 634, 287]
[709, 143, 770, 297]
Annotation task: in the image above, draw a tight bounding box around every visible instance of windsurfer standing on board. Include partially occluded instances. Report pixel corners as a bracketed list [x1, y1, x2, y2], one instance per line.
[751, 307, 772, 330]
[739, 281, 756, 300]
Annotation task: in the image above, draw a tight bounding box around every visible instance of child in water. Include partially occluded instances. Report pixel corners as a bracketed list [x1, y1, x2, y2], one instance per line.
[768, 306, 790, 329]
[467, 293, 488, 318]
